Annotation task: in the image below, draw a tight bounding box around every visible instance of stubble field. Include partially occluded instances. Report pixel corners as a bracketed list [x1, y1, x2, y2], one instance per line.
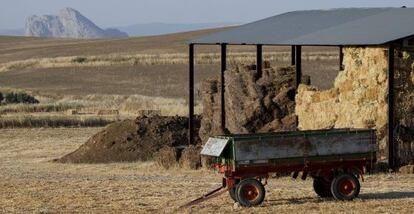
[1, 29, 413, 213]
[0, 128, 413, 213]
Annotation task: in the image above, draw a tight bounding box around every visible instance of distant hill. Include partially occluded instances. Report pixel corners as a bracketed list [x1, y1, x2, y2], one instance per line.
[118, 22, 238, 36]
[25, 8, 128, 38]
[0, 9, 237, 38]
[0, 27, 236, 64]
[0, 22, 237, 37]
[0, 28, 24, 36]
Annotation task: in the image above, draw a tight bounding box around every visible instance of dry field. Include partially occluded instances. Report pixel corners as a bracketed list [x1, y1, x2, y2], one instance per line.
[0, 128, 413, 213]
[0, 29, 339, 128]
[0, 30, 339, 100]
[3, 30, 409, 213]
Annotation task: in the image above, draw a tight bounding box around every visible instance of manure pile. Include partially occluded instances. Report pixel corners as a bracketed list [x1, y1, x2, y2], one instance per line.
[57, 115, 200, 164]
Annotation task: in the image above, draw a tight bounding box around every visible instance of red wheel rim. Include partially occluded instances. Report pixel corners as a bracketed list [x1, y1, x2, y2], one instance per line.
[338, 178, 356, 196]
[241, 184, 260, 202]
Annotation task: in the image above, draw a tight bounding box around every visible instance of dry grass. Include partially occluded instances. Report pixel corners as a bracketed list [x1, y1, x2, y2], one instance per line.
[0, 102, 85, 114]
[0, 128, 413, 213]
[0, 115, 114, 128]
[0, 94, 201, 128]
[0, 31, 340, 101]
[50, 94, 202, 116]
[0, 51, 337, 73]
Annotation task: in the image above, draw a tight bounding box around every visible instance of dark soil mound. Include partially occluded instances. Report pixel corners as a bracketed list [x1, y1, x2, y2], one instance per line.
[57, 115, 200, 163]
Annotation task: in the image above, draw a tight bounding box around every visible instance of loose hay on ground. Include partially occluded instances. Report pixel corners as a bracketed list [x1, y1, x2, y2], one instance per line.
[179, 145, 202, 170]
[155, 146, 179, 169]
[399, 165, 414, 174]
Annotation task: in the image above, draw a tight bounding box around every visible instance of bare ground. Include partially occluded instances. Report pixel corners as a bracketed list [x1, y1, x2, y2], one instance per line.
[0, 128, 413, 213]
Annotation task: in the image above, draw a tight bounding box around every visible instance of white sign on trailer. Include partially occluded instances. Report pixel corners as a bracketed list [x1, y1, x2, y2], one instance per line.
[201, 137, 229, 157]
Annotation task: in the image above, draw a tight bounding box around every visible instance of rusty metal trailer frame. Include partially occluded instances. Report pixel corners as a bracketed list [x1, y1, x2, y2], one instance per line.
[194, 128, 377, 207]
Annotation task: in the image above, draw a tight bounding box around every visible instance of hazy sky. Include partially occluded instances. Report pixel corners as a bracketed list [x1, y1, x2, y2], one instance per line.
[1, 0, 414, 29]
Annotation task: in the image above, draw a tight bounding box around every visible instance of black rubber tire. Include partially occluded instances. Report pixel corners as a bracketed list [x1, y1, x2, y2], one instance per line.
[235, 178, 266, 207]
[331, 173, 360, 201]
[313, 177, 333, 198]
[229, 186, 237, 202]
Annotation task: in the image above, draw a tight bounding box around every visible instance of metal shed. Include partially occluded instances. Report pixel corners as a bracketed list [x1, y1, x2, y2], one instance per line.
[187, 7, 414, 169]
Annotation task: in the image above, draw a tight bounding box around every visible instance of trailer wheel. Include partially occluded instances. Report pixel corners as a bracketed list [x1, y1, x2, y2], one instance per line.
[229, 179, 240, 202]
[331, 173, 360, 200]
[235, 178, 265, 207]
[313, 178, 332, 198]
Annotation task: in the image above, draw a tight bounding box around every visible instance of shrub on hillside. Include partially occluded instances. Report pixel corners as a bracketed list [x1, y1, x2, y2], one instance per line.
[72, 57, 87, 63]
[0, 92, 3, 103]
[5, 92, 39, 104]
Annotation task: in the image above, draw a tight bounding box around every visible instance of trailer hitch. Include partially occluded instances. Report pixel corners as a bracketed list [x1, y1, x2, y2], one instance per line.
[179, 185, 227, 209]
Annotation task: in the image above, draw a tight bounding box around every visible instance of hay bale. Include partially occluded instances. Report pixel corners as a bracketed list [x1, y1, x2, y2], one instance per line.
[179, 146, 202, 170]
[97, 109, 119, 115]
[201, 156, 214, 169]
[66, 109, 78, 115]
[296, 47, 414, 163]
[399, 165, 414, 174]
[155, 147, 178, 169]
[199, 77, 223, 143]
[199, 62, 297, 143]
[301, 75, 311, 85]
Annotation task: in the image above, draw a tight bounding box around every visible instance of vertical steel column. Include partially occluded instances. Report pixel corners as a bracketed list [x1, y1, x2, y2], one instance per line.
[188, 44, 195, 145]
[388, 46, 395, 169]
[291, 45, 296, 66]
[220, 44, 227, 131]
[339, 45, 344, 70]
[257, 44, 263, 78]
[295, 45, 302, 88]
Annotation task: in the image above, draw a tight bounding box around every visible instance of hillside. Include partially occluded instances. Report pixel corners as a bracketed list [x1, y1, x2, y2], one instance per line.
[0, 28, 338, 99]
[0, 28, 232, 63]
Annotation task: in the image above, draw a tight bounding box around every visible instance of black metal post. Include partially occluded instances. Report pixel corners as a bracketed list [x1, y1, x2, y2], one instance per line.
[220, 43, 227, 131]
[339, 45, 344, 70]
[291, 45, 296, 66]
[295, 45, 302, 88]
[188, 44, 195, 145]
[257, 44, 263, 78]
[388, 46, 395, 170]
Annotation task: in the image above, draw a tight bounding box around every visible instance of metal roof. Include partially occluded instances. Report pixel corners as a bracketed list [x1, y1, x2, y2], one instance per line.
[189, 8, 414, 46]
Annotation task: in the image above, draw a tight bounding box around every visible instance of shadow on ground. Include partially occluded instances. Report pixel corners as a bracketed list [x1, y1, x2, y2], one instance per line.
[360, 191, 414, 200]
[264, 191, 414, 207]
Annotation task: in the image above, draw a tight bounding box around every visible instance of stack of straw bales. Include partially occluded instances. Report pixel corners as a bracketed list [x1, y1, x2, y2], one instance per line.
[296, 47, 413, 164]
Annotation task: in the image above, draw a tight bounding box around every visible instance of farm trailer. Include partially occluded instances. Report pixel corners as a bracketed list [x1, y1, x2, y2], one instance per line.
[193, 128, 376, 207]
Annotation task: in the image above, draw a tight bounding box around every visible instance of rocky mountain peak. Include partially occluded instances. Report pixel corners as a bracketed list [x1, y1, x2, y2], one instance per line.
[25, 8, 128, 38]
